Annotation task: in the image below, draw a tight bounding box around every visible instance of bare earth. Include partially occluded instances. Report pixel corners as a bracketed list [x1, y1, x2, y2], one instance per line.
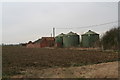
[12, 61, 118, 78]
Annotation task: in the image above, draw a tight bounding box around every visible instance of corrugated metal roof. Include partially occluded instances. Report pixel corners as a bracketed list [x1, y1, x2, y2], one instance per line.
[66, 31, 78, 36]
[32, 37, 54, 44]
[83, 30, 98, 35]
[33, 39, 42, 44]
[56, 33, 65, 37]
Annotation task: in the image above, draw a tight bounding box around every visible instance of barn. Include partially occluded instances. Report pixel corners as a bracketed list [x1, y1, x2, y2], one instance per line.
[26, 37, 55, 48]
[40, 37, 55, 47]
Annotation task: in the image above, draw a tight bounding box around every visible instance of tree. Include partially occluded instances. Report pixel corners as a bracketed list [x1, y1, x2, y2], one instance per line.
[101, 27, 120, 50]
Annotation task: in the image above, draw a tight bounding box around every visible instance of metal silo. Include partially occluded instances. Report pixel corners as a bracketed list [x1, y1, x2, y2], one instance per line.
[63, 31, 79, 47]
[81, 30, 99, 48]
[55, 33, 65, 47]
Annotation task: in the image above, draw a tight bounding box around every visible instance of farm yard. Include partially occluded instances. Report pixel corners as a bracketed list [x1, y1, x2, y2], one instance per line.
[2, 1, 120, 79]
[2, 46, 119, 78]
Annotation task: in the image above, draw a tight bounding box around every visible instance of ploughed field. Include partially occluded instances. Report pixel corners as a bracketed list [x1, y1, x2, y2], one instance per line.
[2, 46, 118, 78]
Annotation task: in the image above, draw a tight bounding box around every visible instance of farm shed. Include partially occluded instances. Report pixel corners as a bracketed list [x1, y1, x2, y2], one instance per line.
[55, 33, 65, 47]
[32, 39, 42, 48]
[63, 31, 80, 47]
[26, 41, 35, 48]
[40, 37, 55, 47]
[26, 37, 55, 48]
[81, 30, 99, 48]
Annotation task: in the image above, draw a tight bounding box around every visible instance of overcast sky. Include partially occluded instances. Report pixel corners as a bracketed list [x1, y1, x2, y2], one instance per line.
[2, 2, 118, 44]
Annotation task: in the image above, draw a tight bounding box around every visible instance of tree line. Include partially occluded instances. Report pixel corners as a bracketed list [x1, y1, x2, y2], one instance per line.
[100, 26, 120, 51]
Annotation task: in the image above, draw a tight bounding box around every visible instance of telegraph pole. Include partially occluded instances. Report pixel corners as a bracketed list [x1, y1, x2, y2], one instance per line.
[53, 27, 55, 37]
[51, 33, 52, 37]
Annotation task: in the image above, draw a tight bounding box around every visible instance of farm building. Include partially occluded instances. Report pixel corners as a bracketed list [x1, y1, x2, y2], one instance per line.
[81, 30, 99, 48]
[26, 37, 55, 48]
[55, 33, 65, 47]
[63, 31, 80, 47]
[26, 41, 35, 48]
[26, 30, 100, 48]
[40, 37, 55, 47]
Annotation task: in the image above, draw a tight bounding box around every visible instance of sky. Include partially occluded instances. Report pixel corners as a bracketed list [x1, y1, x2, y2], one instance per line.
[1, 1, 118, 44]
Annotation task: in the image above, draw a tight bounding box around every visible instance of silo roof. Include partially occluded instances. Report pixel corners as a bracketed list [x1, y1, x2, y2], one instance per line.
[83, 30, 98, 35]
[66, 31, 78, 35]
[56, 33, 65, 37]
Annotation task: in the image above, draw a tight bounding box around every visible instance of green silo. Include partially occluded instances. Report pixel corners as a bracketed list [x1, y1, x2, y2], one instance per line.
[81, 30, 99, 48]
[63, 31, 79, 47]
[55, 33, 65, 47]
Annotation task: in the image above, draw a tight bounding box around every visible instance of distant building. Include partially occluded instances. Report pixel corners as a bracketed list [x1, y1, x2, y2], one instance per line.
[26, 37, 55, 48]
[26, 41, 35, 48]
[40, 37, 55, 47]
[26, 30, 99, 48]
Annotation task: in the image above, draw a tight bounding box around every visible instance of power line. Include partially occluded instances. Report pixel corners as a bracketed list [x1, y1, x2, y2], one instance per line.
[56, 20, 119, 29]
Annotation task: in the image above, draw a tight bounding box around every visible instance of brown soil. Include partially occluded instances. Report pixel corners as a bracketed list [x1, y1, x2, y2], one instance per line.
[12, 61, 118, 78]
[2, 46, 118, 78]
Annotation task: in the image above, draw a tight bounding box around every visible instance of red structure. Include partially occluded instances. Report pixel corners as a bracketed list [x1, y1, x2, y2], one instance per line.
[26, 37, 55, 48]
[26, 41, 35, 48]
[55, 43, 62, 47]
[40, 37, 55, 47]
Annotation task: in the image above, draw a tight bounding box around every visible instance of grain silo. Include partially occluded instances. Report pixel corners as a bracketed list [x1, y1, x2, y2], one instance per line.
[55, 33, 65, 47]
[81, 30, 99, 48]
[63, 31, 79, 47]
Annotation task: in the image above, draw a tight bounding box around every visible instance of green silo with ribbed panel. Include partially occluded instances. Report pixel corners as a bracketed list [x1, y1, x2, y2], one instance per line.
[55, 33, 65, 47]
[81, 30, 99, 48]
[63, 31, 79, 47]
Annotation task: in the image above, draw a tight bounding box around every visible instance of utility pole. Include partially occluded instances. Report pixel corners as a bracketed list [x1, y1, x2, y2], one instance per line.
[53, 27, 55, 37]
[51, 33, 52, 37]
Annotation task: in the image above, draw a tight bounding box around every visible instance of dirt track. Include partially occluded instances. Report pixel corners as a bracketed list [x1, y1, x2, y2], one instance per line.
[12, 61, 118, 78]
